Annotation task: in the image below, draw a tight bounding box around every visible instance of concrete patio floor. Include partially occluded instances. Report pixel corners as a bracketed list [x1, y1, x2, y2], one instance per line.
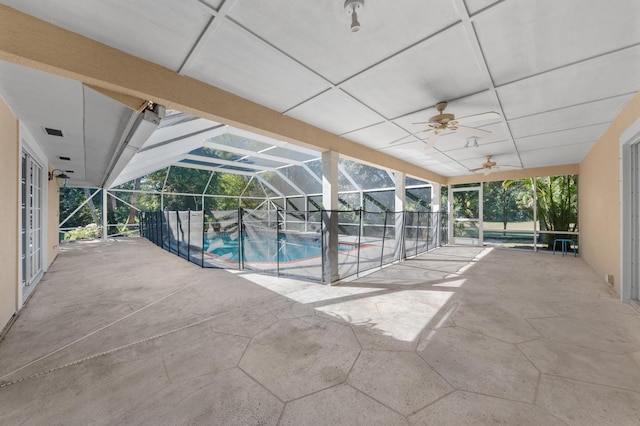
[2, 238, 640, 425]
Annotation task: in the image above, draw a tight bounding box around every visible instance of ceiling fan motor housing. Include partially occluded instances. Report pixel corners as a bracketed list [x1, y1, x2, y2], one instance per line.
[429, 102, 457, 130]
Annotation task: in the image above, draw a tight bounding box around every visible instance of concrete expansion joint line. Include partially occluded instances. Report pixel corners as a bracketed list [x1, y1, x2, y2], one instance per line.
[343, 382, 409, 420]
[236, 365, 286, 405]
[0, 312, 224, 389]
[542, 372, 640, 395]
[0, 282, 199, 382]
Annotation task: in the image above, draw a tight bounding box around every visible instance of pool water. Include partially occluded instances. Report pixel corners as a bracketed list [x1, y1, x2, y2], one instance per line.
[204, 233, 326, 263]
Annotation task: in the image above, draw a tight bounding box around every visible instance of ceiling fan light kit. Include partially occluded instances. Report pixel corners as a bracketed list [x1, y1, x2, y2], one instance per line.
[344, 0, 364, 32]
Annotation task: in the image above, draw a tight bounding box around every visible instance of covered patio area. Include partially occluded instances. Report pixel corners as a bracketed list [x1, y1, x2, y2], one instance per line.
[2, 239, 640, 425]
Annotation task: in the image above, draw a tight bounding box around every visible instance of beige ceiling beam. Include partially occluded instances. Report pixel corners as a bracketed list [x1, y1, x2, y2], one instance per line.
[84, 84, 147, 111]
[0, 5, 446, 184]
[446, 163, 580, 185]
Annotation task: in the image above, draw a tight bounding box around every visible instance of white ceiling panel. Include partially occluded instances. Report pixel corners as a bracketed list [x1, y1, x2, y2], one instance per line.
[515, 124, 608, 152]
[341, 26, 488, 119]
[498, 45, 640, 120]
[183, 19, 331, 113]
[383, 143, 452, 164]
[227, 0, 460, 84]
[475, 0, 640, 86]
[0, 60, 85, 180]
[198, 0, 224, 11]
[83, 87, 132, 185]
[2, 1, 639, 182]
[520, 144, 593, 168]
[2, 0, 211, 71]
[0, 61, 83, 140]
[442, 139, 516, 160]
[343, 122, 412, 150]
[464, 0, 501, 16]
[421, 161, 470, 176]
[286, 89, 384, 135]
[508, 94, 634, 139]
[461, 122, 511, 146]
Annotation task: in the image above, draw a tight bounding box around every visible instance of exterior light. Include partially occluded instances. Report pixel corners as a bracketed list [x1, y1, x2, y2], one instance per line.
[48, 169, 69, 188]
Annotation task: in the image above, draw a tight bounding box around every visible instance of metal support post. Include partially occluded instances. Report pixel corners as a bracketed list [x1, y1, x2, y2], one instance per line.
[415, 212, 420, 257]
[356, 208, 362, 276]
[380, 211, 388, 267]
[238, 207, 244, 271]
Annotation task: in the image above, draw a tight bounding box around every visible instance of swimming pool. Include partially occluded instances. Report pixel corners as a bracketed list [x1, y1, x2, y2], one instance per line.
[204, 233, 353, 263]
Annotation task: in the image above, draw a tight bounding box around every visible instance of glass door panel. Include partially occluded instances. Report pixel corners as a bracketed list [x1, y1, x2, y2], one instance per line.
[21, 150, 44, 302]
[452, 186, 483, 246]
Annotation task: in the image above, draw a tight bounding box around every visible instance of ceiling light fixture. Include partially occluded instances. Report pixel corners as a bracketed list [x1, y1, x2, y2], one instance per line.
[48, 168, 69, 188]
[344, 0, 364, 32]
[464, 137, 480, 148]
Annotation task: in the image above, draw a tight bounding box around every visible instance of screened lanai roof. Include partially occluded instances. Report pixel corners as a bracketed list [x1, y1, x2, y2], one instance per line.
[111, 110, 320, 188]
[112, 109, 430, 198]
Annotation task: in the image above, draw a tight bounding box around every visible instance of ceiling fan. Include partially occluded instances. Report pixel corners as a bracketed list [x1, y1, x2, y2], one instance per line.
[390, 102, 500, 149]
[470, 155, 519, 175]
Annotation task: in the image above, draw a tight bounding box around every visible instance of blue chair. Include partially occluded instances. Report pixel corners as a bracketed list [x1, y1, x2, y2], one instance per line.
[553, 238, 576, 257]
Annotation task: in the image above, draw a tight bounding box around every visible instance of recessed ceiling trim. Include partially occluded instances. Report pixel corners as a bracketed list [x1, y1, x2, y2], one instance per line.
[505, 91, 638, 122]
[178, 0, 240, 74]
[495, 42, 640, 90]
[451, 0, 522, 169]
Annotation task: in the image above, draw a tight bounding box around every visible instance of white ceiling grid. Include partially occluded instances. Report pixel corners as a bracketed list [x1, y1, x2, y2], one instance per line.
[0, 0, 638, 186]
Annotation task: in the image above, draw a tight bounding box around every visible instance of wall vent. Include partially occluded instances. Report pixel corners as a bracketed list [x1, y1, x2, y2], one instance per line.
[43, 127, 63, 137]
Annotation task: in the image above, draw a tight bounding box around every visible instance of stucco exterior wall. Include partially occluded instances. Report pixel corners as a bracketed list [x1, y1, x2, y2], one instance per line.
[0, 96, 18, 330]
[580, 92, 640, 295]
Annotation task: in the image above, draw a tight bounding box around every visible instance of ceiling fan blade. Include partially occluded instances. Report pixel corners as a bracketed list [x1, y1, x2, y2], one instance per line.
[412, 121, 430, 125]
[456, 125, 492, 137]
[457, 111, 501, 124]
[424, 132, 439, 149]
[470, 167, 485, 172]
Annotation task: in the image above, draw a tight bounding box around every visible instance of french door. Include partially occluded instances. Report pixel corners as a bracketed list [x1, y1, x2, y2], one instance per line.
[21, 150, 44, 302]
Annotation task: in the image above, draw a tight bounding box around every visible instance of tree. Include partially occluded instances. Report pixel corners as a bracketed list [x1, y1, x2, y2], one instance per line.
[59, 187, 102, 228]
[505, 175, 578, 248]
[483, 180, 530, 235]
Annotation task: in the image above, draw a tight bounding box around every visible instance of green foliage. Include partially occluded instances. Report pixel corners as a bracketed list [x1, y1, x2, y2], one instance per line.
[505, 175, 578, 247]
[339, 158, 394, 191]
[59, 188, 102, 228]
[406, 187, 431, 212]
[483, 180, 532, 230]
[63, 223, 101, 241]
[452, 188, 479, 219]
